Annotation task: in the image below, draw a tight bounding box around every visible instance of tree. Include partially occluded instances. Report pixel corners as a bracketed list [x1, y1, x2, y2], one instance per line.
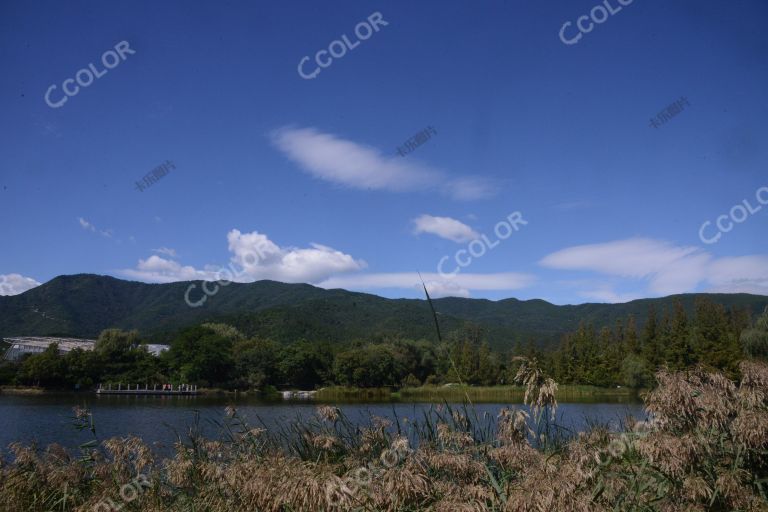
[625, 315, 639, 355]
[741, 307, 768, 361]
[279, 340, 334, 389]
[621, 354, 652, 389]
[665, 299, 692, 370]
[642, 304, 661, 369]
[476, 342, 501, 386]
[64, 348, 100, 388]
[595, 326, 617, 387]
[95, 329, 140, 359]
[333, 344, 406, 387]
[232, 336, 280, 388]
[163, 326, 234, 386]
[95, 329, 164, 385]
[20, 344, 66, 387]
[692, 297, 740, 373]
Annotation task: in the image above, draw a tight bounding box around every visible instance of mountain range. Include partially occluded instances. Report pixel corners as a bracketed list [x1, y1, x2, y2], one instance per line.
[1, 274, 766, 349]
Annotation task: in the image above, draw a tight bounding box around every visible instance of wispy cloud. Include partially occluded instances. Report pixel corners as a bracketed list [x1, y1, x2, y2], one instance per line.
[153, 247, 178, 258]
[318, 272, 536, 298]
[0, 273, 41, 296]
[121, 227, 535, 298]
[78, 217, 96, 232]
[708, 256, 768, 295]
[270, 126, 495, 200]
[412, 214, 479, 243]
[78, 217, 113, 238]
[540, 238, 768, 301]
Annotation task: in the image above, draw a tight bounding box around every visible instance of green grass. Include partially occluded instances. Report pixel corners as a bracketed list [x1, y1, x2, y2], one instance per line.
[314, 386, 394, 401]
[314, 384, 640, 403]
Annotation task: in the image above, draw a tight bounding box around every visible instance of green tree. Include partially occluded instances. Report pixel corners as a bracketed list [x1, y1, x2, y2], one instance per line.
[692, 297, 740, 373]
[476, 342, 501, 385]
[64, 348, 101, 388]
[621, 353, 652, 389]
[741, 307, 768, 361]
[665, 299, 692, 370]
[232, 336, 280, 388]
[333, 344, 406, 387]
[163, 326, 234, 387]
[625, 315, 639, 355]
[20, 344, 66, 387]
[642, 304, 662, 369]
[279, 340, 334, 389]
[95, 329, 140, 359]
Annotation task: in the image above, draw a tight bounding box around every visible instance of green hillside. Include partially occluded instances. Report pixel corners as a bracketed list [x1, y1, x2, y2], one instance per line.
[1, 274, 766, 349]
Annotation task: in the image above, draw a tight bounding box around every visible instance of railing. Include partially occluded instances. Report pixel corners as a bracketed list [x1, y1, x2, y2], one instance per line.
[96, 383, 199, 395]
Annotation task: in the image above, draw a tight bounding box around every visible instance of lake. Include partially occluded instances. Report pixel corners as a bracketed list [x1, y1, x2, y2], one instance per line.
[0, 393, 645, 455]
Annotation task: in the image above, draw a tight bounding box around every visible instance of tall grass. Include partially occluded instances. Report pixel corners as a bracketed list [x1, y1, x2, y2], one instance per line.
[395, 384, 637, 403]
[1, 289, 765, 510]
[1, 361, 766, 511]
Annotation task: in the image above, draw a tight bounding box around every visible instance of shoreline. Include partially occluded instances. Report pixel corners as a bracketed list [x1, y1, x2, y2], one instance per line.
[0, 384, 643, 403]
[311, 384, 642, 402]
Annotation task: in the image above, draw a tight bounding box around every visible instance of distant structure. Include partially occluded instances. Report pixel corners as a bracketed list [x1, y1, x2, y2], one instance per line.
[96, 383, 197, 395]
[1, 337, 171, 361]
[2, 337, 96, 362]
[281, 390, 317, 400]
[142, 344, 170, 356]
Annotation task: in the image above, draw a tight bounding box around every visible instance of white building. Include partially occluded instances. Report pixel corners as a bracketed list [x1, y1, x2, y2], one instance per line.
[2, 337, 171, 361]
[2, 337, 96, 362]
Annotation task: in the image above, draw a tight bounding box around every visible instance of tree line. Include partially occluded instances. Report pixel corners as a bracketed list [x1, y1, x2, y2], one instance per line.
[2, 298, 767, 391]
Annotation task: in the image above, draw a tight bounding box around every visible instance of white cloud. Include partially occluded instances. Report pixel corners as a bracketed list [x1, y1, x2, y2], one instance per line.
[121, 255, 218, 283]
[78, 217, 113, 238]
[707, 256, 768, 294]
[577, 286, 643, 304]
[121, 229, 366, 285]
[271, 126, 495, 200]
[153, 247, 178, 258]
[540, 238, 768, 299]
[0, 273, 41, 296]
[78, 217, 96, 232]
[318, 272, 536, 298]
[412, 214, 479, 243]
[121, 228, 535, 298]
[540, 238, 703, 279]
[226, 229, 366, 283]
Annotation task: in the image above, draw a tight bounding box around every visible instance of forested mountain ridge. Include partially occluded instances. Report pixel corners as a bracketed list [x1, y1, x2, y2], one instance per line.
[1, 274, 766, 350]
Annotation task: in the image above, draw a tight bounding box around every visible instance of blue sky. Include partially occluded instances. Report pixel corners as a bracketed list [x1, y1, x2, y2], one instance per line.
[0, 0, 766, 304]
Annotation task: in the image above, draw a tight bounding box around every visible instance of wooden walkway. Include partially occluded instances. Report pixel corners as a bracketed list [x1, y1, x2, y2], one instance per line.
[96, 384, 199, 395]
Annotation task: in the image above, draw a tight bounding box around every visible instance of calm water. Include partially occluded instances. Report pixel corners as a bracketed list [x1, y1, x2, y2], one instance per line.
[0, 393, 644, 455]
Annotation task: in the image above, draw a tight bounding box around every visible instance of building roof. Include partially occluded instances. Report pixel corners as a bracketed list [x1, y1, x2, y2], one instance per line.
[3, 337, 96, 352]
